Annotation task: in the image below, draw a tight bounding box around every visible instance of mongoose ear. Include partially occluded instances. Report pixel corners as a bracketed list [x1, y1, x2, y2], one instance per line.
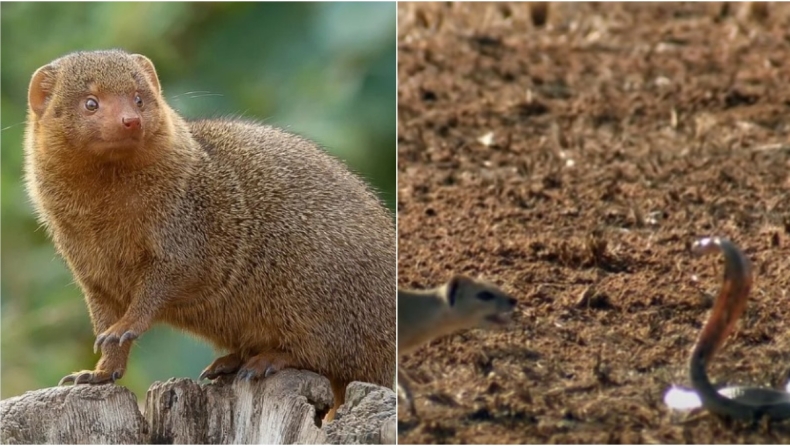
[28, 64, 57, 118]
[446, 275, 467, 306]
[130, 54, 161, 95]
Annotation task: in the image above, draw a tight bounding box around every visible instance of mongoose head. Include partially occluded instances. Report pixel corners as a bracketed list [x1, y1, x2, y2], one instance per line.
[26, 49, 170, 163]
[444, 275, 517, 329]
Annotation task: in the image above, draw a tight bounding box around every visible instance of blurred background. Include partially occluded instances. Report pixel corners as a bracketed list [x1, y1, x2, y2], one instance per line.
[0, 2, 395, 400]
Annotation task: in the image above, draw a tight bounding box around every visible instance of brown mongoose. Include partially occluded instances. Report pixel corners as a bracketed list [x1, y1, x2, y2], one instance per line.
[24, 49, 395, 421]
[397, 275, 517, 415]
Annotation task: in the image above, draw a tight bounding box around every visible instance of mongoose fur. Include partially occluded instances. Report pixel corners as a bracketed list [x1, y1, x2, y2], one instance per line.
[24, 49, 396, 420]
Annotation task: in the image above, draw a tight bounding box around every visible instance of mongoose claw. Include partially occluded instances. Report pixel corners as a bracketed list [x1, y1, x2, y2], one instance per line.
[264, 365, 278, 378]
[200, 353, 243, 380]
[58, 374, 78, 386]
[235, 366, 279, 381]
[94, 329, 139, 353]
[236, 369, 255, 381]
[58, 368, 121, 386]
[235, 351, 291, 381]
[74, 372, 95, 385]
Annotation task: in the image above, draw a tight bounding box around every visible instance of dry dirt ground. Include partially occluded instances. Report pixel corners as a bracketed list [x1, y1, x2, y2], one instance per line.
[397, 2, 790, 444]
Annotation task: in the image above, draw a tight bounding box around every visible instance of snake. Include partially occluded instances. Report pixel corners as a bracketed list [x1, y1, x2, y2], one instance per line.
[687, 237, 790, 421]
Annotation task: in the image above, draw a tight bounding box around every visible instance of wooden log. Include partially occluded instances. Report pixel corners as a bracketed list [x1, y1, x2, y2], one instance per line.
[0, 369, 394, 445]
[326, 381, 397, 444]
[0, 385, 147, 444]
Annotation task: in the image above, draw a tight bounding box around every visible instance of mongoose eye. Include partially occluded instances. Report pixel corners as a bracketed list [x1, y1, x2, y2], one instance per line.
[134, 94, 143, 108]
[476, 291, 497, 301]
[85, 98, 99, 111]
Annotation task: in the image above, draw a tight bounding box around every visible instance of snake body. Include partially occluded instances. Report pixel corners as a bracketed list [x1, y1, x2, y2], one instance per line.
[689, 237, 790, 421]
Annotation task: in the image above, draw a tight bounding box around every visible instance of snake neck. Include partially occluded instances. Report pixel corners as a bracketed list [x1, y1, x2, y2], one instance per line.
[689, 238, 756, 419]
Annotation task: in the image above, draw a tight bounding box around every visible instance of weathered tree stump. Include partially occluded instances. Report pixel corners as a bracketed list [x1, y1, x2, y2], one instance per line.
[326, 381, 397, 444]
[0, 369, 395, 445]
[0, 384, 147, 444]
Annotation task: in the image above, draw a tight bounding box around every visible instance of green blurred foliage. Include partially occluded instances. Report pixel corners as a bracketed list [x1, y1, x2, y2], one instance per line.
[0, 2, 395, 400]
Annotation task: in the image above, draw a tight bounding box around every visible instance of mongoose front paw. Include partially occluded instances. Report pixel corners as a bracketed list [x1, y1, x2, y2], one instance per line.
[94, 324, 140, 353]
[398, 370, 419, 417]
[236, 351, 292, 380]
[58, 368, 123, 385]
[199, 352, 243, 380]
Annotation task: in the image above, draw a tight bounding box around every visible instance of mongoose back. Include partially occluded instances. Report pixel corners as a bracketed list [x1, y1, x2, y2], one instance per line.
[397, 275, 517, 414]
[24, 49, 395, 420]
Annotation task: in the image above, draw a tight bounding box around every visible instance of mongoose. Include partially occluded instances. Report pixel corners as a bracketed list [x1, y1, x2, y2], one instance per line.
[24, 49, 395, 421]
[397, 275, 517, 415]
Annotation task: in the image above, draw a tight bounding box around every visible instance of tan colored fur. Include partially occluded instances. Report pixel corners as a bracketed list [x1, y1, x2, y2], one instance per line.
[24, 50, 395, 420]
[397, 275, 517, 415]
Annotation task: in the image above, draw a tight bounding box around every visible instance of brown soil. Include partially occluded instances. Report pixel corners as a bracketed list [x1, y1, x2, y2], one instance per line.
[397, 2, 790, 443]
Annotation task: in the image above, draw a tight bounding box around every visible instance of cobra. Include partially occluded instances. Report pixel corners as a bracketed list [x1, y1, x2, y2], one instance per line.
[685, 237, 790, 421]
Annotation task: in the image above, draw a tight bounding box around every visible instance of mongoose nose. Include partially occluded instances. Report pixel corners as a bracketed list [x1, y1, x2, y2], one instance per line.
[507, 297, 517, 307]
[122, 116, 141, 130]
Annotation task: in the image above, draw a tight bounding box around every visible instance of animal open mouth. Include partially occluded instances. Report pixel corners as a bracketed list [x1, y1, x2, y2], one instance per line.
[485, 312, 512, 325]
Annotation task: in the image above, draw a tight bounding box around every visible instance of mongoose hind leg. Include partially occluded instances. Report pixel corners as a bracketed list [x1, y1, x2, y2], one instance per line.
[199, 352, 244, 380]
[232, 350, 345, 423]
[236, 349, 294, 380]
[59, 342, 132, 385]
